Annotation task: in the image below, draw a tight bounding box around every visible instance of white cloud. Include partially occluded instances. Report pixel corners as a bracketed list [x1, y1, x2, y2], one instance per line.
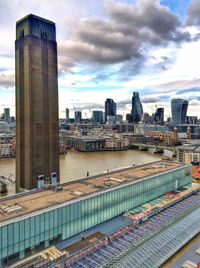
[1, 0, 200, 118]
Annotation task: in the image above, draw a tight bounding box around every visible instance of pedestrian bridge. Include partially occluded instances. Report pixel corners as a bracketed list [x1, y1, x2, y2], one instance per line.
[130, 143, 176, 154]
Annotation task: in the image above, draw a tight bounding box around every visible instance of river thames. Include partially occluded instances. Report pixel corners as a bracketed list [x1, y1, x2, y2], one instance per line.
[0, 150, 161, 195]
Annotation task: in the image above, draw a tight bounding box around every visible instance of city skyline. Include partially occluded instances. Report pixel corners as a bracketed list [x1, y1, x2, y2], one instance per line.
[0, 0, 200, 118]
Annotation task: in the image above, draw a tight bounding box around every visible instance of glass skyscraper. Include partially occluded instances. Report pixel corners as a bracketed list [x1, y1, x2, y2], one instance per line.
[105, 98, 116, 123]
[74, 111, 82, 123]
[131, 92, 143, 123]
[92, 111, 103, 124]
[171, 99, 188, 124]
[155, 107, 164, 124]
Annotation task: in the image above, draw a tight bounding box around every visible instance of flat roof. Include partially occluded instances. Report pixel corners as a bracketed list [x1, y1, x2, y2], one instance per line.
[67, 135, 106, 141]
[0, 161, 183, 223]
[16, 14, 55, 26]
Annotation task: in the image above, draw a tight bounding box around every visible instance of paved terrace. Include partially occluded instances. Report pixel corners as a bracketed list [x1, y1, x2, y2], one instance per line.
[0, 161, 182, 222]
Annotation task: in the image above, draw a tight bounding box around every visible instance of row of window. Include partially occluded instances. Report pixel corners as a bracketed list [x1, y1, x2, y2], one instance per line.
[0, 167, 191, 259]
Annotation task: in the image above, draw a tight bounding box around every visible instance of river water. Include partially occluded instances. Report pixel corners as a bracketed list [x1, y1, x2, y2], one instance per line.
[0, 150, 161, 195]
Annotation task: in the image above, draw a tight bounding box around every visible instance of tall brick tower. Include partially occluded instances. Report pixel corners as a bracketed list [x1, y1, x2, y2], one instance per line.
[15, 14, 59, 191]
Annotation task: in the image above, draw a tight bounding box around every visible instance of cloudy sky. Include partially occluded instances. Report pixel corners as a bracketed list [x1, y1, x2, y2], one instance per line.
[0, 0, 200, 119]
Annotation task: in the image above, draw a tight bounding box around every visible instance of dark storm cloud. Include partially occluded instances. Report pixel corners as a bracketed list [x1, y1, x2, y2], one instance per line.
[0, 74, 15, 88]
[59, 40, 134, 64]
[186, 0, 200, 26]
[59, 0, 190, 74]
[106, 0, 188, 43]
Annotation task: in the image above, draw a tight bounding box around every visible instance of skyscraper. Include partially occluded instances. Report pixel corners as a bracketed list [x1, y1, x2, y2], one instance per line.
[3, 108, 10, 123]
[126, 113, 133, 123]
[105, 98, 116, 123]
[155, 108, 164, 124]
[66, 108, 69, 123]
[75, 111, 82, 123]
[131, 92, 143, 123]
[15, 14, 59, 191]
[92, 110, 103, 124]
[171, 99, 188, 124]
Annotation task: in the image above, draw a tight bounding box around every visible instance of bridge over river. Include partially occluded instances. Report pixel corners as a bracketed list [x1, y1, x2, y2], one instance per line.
[130, 143, 176, 155]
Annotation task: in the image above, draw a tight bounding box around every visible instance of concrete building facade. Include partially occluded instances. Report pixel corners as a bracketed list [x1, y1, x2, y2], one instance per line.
[3, 108, 10, 123]
[15, 14, 59, 191]
[177, 145, 200, 164]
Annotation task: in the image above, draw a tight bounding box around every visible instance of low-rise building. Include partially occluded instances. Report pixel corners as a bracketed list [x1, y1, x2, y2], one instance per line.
[0, 161, 192, 267]
[177, 145, 200, 164]
[66, 136, 106, 151]
[105, 137, 129, 150]
[146, 130, 175, 145]
[0, 142, 15, 158]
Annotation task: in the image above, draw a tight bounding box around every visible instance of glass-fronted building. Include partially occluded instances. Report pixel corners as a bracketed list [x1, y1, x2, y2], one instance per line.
[171, 98, 188, 124]
[0, 164, 191, 266]
[74, 111, 82, 124]
[105, 98, 116, 123]
[92, 111, 103, 124]
[131, 92, 143, 123]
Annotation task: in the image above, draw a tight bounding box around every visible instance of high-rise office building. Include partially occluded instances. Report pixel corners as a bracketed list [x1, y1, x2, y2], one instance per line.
[75, 111, 82, 123]
[186, 116, 197, 124]
[105, 98, 116, 123]
[15, 14, 59, 191]
[92, 111, 103, 124]
[3, 108, 10, 123]
[116, 114, 123, 124]
[126, 113, 133, 123]
[155, 108, 164, 124]
[66, 108, 69, 123]
[171, 99, 188, 124]
[142, 112, 151, 124]
[131, 92, 143, 123]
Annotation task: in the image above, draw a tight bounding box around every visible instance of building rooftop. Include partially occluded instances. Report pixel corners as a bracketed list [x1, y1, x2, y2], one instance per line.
[9, 185, 200, 268]
[163, 232, 200, 268]
[16, 14, 55, 26]
[0, 161, 183, 224]
[67, 135, 106, 141]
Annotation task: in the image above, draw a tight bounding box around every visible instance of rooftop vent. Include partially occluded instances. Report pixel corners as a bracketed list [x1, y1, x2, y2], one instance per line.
[72, 190, 84, 196]
[1, 205, 23, 213]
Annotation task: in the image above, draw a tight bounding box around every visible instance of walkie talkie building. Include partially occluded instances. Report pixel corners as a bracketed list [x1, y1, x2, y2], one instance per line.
[171, 99, 188, 124]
